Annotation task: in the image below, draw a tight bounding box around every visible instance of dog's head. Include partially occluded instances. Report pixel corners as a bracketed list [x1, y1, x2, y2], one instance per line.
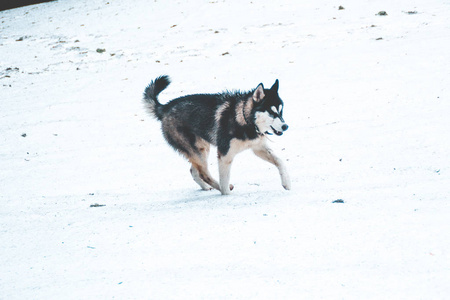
[253, 79, 288, 136]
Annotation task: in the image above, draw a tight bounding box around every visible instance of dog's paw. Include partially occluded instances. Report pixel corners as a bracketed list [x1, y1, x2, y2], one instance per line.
[281, 173, 291, 190]
[220, 184, 234, 195]
[221, 189, 231, 195]
[282, 178, 291, 190]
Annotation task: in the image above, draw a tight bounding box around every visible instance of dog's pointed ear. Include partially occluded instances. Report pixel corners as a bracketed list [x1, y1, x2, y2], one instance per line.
[253, 83, 265, 102]
[270, 79, 279, 92]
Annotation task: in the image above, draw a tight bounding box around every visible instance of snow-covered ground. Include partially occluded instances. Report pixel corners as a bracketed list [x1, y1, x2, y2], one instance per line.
[1, 0, 450, 299]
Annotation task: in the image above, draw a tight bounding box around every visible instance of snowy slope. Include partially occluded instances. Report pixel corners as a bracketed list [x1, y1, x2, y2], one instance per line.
[1, 0, 450, 299]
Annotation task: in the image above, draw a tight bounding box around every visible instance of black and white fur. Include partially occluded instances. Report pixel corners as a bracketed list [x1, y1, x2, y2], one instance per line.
[143, 75, 290, 195]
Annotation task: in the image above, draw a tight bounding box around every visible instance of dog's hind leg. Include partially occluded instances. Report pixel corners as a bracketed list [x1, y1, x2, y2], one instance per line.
[189, 141, 221, 191]
[190, 160, 220, 191]
[252, 144, 291, 190]
[190, 165, 212, 190]
[163, 126, 219, 191]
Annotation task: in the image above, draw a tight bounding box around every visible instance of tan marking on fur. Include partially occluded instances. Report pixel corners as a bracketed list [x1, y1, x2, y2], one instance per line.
[194, 138, 210, 153]
[214, 101, 230, 125]
[243, 96, 254, 123]
[235, 96, 255, 127]
[235, 101, 246, 126]
[210, 101, 230, 145]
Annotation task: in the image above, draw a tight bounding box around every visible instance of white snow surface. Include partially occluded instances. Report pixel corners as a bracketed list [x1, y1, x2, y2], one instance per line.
[1, 0, 450, 299]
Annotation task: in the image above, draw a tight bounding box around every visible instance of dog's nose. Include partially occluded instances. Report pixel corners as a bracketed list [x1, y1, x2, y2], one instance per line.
[282, 124, 289, 131]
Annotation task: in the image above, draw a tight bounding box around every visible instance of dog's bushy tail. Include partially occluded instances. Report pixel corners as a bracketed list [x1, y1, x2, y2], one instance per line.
[143, 75, 171, 120]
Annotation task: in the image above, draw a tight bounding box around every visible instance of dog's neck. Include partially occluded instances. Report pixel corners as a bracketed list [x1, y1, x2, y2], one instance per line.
[241, 101, 263, 136]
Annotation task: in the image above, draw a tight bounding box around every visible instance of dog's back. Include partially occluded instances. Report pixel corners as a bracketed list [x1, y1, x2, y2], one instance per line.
[144, 77, 254, 154]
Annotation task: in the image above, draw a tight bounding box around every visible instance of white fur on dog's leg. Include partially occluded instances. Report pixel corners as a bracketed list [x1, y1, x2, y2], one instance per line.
[278, 163, 291, 190]
[220, 176, 232, 195]
[277, 161, 291, 190]
[281, 171, 291, 190]
[218, 156, 233, 195]
[252, 145, 291, 191]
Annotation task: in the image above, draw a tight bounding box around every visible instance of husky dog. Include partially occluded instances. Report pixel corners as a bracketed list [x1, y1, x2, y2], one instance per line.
[143, 75, 290, 195]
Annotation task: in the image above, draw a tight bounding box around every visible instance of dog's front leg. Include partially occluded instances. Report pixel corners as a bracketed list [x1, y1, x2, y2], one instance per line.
[218, 154, 235, 195]
[252, 145, 291, 190]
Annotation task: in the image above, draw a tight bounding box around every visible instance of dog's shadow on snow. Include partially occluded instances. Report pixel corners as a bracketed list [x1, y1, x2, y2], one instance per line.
[162, 186, 288, 209]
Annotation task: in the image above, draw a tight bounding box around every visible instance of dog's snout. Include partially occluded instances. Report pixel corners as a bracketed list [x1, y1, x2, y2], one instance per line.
[282, 124, 289, 131]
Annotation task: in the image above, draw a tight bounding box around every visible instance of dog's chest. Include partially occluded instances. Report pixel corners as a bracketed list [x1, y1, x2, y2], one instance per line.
[227, 137, 264, 155]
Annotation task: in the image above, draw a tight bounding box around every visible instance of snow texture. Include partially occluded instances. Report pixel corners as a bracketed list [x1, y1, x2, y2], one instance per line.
[1, 0, 450, 299]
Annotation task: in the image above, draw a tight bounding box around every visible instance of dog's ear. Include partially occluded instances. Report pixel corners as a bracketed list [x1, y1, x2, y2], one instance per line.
[270, 79, 279, 92]
[252, 83, 265, 102]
